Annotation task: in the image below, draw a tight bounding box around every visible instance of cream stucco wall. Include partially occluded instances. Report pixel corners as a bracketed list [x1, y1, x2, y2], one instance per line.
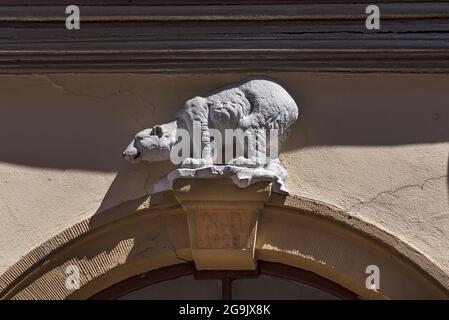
[0, 73, 448, 277]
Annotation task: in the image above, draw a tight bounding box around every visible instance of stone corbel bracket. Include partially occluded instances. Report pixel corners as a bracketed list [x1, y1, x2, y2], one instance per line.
[173, 178, 271, 270]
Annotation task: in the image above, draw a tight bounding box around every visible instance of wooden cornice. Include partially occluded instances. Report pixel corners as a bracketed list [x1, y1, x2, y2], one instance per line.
[1, 1, 448, 73]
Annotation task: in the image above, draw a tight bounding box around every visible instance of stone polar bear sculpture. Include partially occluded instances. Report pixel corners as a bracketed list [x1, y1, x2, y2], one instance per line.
[123, 78, 299, 189]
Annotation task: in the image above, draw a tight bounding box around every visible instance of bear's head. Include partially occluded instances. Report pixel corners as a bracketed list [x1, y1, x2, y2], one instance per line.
[122, 122, 177, 163]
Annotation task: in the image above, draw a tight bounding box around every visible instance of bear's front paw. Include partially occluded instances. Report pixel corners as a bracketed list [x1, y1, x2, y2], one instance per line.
[228, 156, 260, 168]
[181, 157, 213, 169]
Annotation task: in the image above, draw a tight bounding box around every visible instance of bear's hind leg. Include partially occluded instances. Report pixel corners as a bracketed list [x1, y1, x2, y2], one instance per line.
[264, 158, 287, 182]
[227, 128, 265, 168]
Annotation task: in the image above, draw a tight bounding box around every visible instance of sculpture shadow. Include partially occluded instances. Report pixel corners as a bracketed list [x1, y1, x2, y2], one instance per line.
[92, 160, 177, 216]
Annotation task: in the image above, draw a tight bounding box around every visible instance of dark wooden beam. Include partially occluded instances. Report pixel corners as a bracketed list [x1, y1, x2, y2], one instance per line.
[1, 1, 448, 73]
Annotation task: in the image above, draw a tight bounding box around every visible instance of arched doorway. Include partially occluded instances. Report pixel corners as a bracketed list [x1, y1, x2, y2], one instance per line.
[1, 181, 447, 300]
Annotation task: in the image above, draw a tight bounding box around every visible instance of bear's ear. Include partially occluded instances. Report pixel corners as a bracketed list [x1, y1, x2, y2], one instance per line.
[153, 125, 163, 138]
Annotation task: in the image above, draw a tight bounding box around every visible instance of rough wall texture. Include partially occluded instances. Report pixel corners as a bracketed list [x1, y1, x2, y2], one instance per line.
[0, 73, 448, 275]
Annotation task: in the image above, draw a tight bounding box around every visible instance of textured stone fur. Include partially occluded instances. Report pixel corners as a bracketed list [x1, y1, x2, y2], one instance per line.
[123, 78, 299, 172]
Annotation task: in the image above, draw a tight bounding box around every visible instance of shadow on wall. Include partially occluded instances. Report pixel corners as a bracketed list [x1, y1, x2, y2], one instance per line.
[282, 74, 449, 151]
[95, 160, 177, 213]
[1, 74, 448, 172]
[0, 89, 131, 172]
[0, 74, 448, 215]
[0, 74, 186, 172]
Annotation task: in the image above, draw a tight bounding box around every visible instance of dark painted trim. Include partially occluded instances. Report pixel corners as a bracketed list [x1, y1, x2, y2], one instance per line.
[1, 2, 448, 73]
[89, 263, 196, 300]
[89, 261, 359, 300]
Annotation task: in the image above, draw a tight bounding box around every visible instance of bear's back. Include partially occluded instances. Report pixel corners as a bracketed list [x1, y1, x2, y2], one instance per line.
[211, 78, 299, 131]
[177, 78, 298, 135]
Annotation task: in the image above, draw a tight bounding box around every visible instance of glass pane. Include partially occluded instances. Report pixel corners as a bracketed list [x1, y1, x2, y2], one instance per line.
[232, 274, 340, 300]
[119, 275, 222, 300]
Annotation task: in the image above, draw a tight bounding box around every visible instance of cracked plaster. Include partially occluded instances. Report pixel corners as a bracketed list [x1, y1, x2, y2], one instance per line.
[0, 73, 449, 276]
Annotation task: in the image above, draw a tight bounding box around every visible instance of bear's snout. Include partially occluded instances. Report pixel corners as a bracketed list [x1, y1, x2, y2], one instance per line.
[122, 143, 141, 163]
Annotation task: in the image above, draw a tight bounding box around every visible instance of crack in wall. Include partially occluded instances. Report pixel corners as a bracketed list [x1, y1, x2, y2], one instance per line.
[43, 75, 125, 99]
[163, 242, 191, 264]
[42, 75, 155, 109]
[348, 174, 448, 212]
[131, 237, 190, 264]
[42, 75, 156, 130]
